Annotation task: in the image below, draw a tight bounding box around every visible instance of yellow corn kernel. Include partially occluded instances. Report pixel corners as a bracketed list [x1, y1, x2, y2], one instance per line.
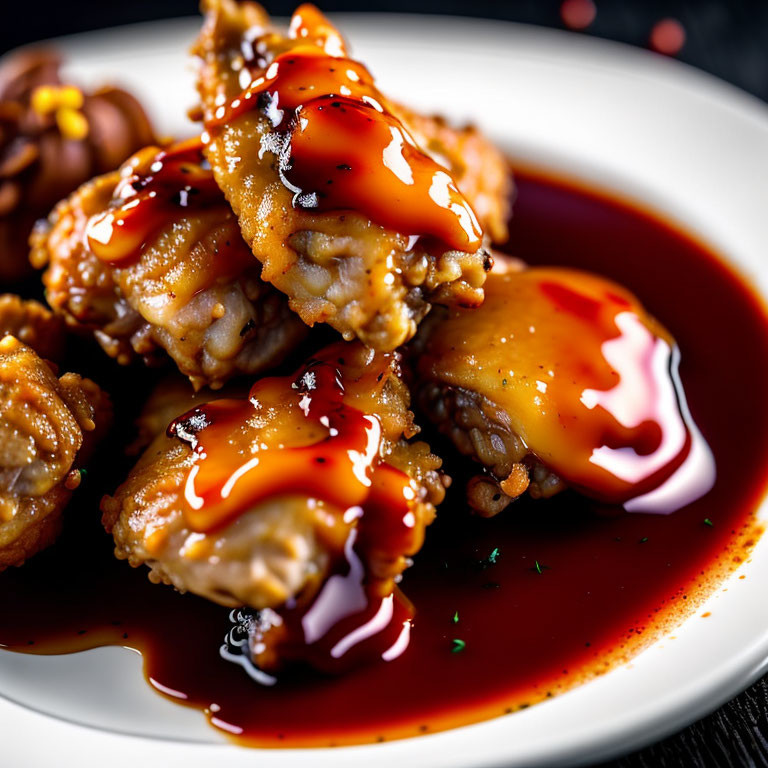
[58, 85, 84, 110]
[31, 85, 59, 115]
[56, 107, 89, 141]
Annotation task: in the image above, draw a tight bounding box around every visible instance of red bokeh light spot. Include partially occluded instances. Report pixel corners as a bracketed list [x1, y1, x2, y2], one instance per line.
[649, 18, 686, 56]
[560, 0, 597, 30]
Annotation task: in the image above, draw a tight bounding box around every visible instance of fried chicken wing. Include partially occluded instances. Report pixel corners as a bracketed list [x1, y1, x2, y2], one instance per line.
[0, 49, 154, 282]
[0, 294, 65, 361]
[102, 341, 444, 672]
[31, 140, 307, 389]
[193, 1, 493, 351]
[415, 264, 714, 516]
[0, 335, 110, 569]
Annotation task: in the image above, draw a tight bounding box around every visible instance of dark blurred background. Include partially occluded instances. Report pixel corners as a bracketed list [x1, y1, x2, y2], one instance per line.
[2, 0, 768, 103]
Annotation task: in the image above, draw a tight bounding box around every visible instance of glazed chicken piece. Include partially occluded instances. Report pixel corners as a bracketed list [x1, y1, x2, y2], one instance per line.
[31, 139, 307, 390]
[0, 294, 65, 362]
[102, 342, 444, 673]
[0, 48, 154, 282]
[415, 262, 714, 516]
[0, 335, 110, 569]
[193, 1, 493, 351]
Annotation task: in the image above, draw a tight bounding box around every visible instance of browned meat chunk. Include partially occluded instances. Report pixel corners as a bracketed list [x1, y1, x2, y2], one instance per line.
[415, 262, 712, 517]
[0, 335, 111, 569]
[0, 293, 65, 361]
[31, 141, 307, 389]
[193, 1, 494, 351]
[418, 378, 565, 517]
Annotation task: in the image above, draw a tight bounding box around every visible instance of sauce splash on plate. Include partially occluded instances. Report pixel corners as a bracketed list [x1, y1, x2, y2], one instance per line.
[1, 167, 766, 747]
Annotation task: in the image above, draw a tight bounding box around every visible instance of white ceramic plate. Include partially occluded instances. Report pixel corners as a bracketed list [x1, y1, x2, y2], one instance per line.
[3, 13, 768, 768]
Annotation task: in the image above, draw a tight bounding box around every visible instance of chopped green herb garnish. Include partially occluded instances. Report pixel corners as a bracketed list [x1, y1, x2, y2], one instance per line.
[639, 537, 649, 543]
[704, 518, 714, 527]
[79, 468, 88, 478]
[479, 546, 501, 569]
[452, 611, 459, 624]
[451, 638, 466, 653]
[533, 560, 549, 574]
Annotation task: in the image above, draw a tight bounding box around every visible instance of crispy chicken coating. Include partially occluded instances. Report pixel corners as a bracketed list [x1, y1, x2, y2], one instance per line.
[31, 142, 307, 389]
[0, 335, 110, 569]
[0, 293, 65, 362]
[418, 378, 565, 516]
[103, 440, 336, 609]
[193, 1, 493, 351]
[101, 343, 444, 613]
[0, 48, 154, 282]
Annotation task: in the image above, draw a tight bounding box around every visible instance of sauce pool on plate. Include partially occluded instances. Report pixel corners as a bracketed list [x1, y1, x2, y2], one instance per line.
[1, 167, 767, 747]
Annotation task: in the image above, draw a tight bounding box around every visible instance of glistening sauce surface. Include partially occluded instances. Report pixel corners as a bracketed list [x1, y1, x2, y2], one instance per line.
[85, 139, 229, 265]
[2, 169, 767, 746]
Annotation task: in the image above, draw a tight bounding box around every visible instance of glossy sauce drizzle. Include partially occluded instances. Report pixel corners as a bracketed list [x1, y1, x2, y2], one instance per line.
[167, 346, 421, 673]
[205, 5, 482, 251]
[85, 138, 230, 265]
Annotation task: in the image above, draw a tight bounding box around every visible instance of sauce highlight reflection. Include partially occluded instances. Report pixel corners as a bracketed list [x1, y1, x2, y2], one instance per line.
[85, 138, 241, 266]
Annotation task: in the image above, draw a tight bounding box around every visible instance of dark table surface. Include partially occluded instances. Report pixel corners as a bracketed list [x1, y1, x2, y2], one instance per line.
[3, 1, 767, 766]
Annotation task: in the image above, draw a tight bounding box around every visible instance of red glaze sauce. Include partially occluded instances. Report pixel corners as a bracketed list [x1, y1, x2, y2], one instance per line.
[205, 6, 482, 252]
[2, 168, 767, 746]
[166, 345, 421, 675]
[417, 265, 715, 510]
[288, 3, 347, 56]
[170, 354, 399, 533]
[86, 138, 229, 265]
[238, 491, 417, 679]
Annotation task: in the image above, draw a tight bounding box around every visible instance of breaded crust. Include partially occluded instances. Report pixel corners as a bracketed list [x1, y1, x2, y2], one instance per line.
[31, 147, 307, 389]
[0, 293, 65, 361]
[0, 335, 111, 569]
